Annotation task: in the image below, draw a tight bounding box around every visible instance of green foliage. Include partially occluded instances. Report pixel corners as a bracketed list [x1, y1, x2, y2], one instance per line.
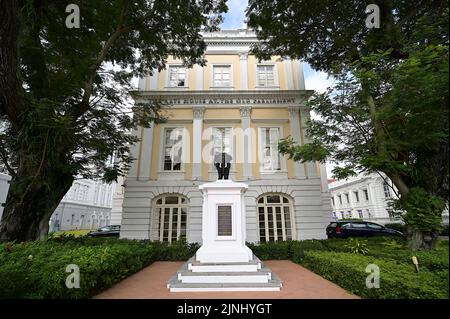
[345, 238, 369, 255]
[0, 0, 228, 241]
[289, 240, 329, 263]
[391, 187, 445, 233]
[0, 238, 197, 298]
[301, 251, 448, 299]
[247, 241, 292, 260]
[248, 0, 449, 250]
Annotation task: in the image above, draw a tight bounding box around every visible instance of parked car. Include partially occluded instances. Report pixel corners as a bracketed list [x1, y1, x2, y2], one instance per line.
[87, 225, 121, 238]
[326, 220, 403, 238]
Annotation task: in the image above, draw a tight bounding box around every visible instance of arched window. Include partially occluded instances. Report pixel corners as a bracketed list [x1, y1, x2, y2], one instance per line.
[257, 194, 294, 242]
[155, 195, 188, 243]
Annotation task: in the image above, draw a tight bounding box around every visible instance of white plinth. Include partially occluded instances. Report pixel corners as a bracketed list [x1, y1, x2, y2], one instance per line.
[195, 179, 253, 263]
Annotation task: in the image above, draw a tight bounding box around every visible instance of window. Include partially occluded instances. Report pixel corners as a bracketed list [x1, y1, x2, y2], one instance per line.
[358, 210, 363, 218]
[346, 211, 352, 219]
[363, 189, 369, 201]
[212, 127, 232, 156]
[331, 197, 335, 207]
[213, 65, 231, 87]
[257, 65, 275, 87]
[354, 191, 359, 202]
[261, 128, 281, 171]
[383, 182, 392, 198]
[340, 211, 344, 219]
[338, 195, 342, 205]
[351, 222, 367, 229]
[155, 195, 188, 243]
[257, 194, 294, 242]
[367, 223, 383, 230]
[70, 214, 75, 225]
[163, 128, 183, 171]
[345, 193, 349, 204]
[168, 66, 186, 87]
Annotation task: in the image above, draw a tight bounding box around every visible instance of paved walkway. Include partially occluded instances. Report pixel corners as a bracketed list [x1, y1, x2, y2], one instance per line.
[94, 260, 359, 299]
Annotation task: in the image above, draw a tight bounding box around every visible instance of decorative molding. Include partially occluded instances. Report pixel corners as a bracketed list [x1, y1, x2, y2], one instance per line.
[132, 90, 313, 108]
[203, 119, 241, 124]
[239, 52, 248, 60]
[288, 106, 301, 117]
[251, 118, 289, 123]
[165, 119, 193, 124]
[193, 107, 205, 120]
[239, 105, 252, 118]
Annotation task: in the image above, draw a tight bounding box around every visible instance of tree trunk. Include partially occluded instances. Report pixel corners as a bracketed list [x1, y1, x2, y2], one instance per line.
[406, 225, 439, 251]
[0, 168, 74, 242]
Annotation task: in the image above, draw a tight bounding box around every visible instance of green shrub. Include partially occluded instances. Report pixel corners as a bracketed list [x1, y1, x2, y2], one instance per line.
[0, 238, 197, 298]
[440, 224, 449, 236]
[290, 240, 328, 263]
[301, 251, 448, 299]
[248, 241, 292, 260]
[345, 238, 370, 255]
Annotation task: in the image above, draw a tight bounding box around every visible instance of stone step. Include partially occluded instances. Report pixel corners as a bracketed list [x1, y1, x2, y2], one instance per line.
[167, 274, 282, 292]
[167, 261, 283, 291]
[187, 254, 262, 273]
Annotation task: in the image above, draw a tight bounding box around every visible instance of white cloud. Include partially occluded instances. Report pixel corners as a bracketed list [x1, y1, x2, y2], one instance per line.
[305, 70, 335, 93]
[221, 0, 248, 29]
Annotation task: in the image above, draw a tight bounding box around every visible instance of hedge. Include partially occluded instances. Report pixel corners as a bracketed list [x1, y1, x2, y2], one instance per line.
[302, 251, 449, 299]
[0, 238, 199, 299]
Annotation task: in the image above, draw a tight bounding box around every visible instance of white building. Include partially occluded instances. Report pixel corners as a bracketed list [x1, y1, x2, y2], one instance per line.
[328, 173, 401, 225]
[0, 172, 12, 220]
[49, 179, 115, 232]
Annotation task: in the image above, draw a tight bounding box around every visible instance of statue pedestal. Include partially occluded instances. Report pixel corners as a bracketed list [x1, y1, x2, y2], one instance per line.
[195, 179, 253, 263]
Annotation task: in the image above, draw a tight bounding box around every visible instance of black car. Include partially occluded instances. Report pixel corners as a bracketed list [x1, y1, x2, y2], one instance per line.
[326, 220, 403, 238]
[87, 225, 121, 238]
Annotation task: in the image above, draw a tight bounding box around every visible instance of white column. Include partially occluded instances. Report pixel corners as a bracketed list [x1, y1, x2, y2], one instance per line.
[137, 77, 146, 91]
[195, 64, 204, 90]
[295, 60, 306, 90]
[300, 108, 318, 178]
[285, 58, 294, 90]
[192, 107, 205, 180]
[239, 52, 248, 90]
[149, 68, 158, 90]
[288, 106, 306, 178]
[240, 105, 253, 180]
[127, 126, 142, 180]
[138, 125, 154, 181]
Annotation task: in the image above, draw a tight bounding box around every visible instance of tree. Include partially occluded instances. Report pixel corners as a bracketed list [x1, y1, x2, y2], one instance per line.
[247, 0, 449, 249]
[0, 0, 227, 242]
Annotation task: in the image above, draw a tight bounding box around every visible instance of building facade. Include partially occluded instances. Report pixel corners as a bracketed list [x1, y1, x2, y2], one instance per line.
[49, 179, 115, 232]
[121, 29, 331, 243]
[0, 172, 11, 220]
[328, 173, 402, 225]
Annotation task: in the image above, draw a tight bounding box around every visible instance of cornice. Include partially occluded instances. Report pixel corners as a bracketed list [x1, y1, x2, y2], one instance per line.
[132, 90, 313, 100]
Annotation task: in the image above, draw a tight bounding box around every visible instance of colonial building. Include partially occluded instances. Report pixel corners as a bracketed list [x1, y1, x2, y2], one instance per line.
[49, 179, 115, 232]
[121, 29, 331, 243]
[329, 173, 449, 225]
[328, 173, 400, 225]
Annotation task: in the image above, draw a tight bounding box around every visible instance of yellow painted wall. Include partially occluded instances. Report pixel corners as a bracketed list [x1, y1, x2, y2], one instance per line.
[251, 108, 289, 119]
[204, 108, 241, 120]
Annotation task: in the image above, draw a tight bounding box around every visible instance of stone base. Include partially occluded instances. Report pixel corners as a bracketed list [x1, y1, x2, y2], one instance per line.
[195, 245, 253, 263]
[167, 254, 282, 292]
